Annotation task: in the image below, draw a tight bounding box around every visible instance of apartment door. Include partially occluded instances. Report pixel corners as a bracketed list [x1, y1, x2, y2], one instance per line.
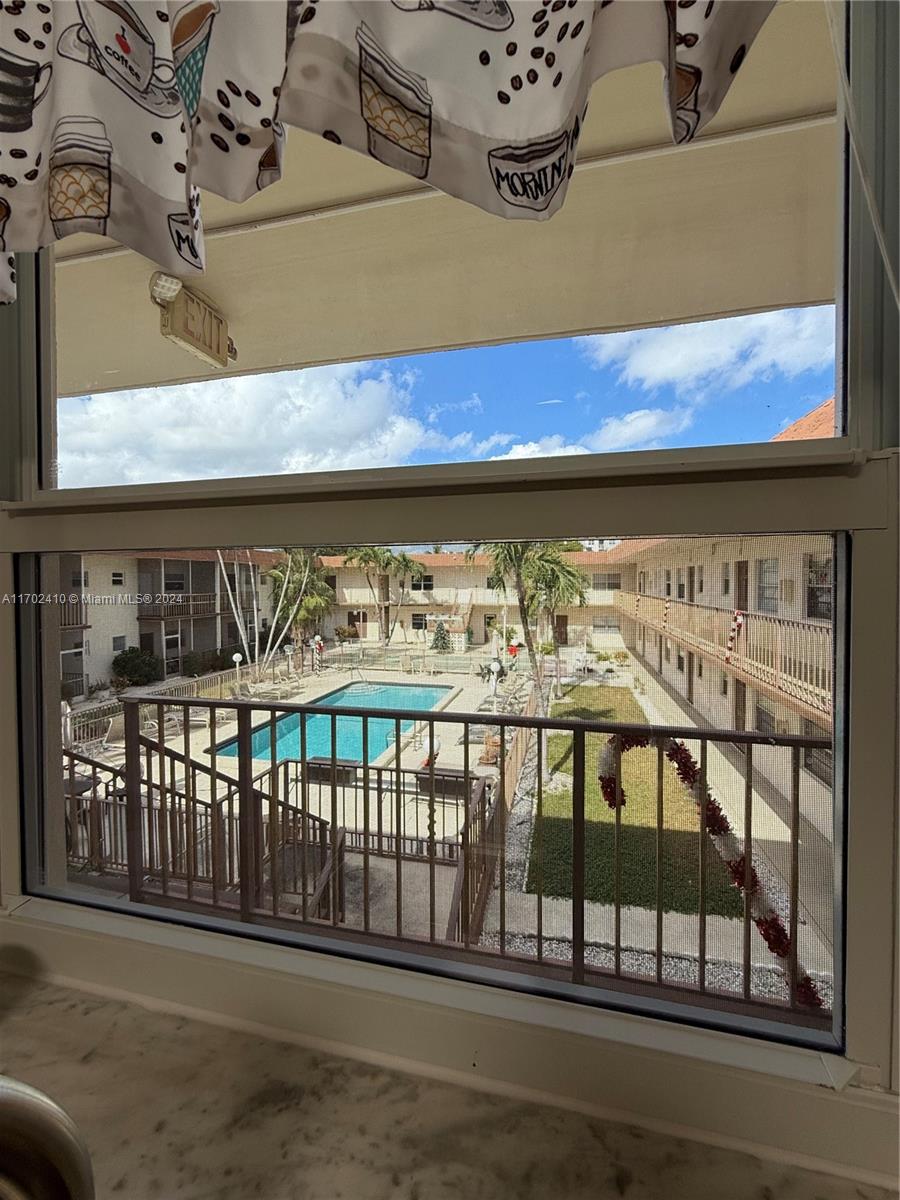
[687, 651, 695, 704]
[687, 566, 696, 603]
[554, 614, 568, 646]
[733, 679, 747, 733]
[139, 632, 155, 654]
[735, 561, 749, 610]
[348, 610, 367, 638]
[484, 614, 497, 645]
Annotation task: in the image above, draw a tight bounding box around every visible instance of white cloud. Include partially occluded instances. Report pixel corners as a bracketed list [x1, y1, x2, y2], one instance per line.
[425, 392, 483, 424]
[577, 307, 835, 396]
[490, 405, 694, 460]
[491, 435, 591, 460]
[536, 399, 564, 406]
[58, 363, 450, 488]
[585, 406, 694, 452]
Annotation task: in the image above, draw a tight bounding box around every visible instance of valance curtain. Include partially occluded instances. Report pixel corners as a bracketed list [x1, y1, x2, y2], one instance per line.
[0, 0, 774, 302]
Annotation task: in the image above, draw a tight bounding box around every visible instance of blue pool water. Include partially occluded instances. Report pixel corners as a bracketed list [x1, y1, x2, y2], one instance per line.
[217, 682, 452, 764]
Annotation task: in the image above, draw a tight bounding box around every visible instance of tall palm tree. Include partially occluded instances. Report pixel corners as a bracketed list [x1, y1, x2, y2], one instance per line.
[344, 546, 394, 645]
[469, 542, 588, 714]
[388, 552, 426, 643]
[261, 548, 335, 664]
[528, 550, 588, 698]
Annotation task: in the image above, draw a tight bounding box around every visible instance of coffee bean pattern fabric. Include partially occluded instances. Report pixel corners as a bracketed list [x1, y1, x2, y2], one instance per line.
[0, 0, 774, 302]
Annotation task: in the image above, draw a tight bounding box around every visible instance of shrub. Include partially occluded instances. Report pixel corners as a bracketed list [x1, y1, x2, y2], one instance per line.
[538, 641, 556, 657]
[334, 625, 358, 641]
[111, 646, 164, 686]
[431, 620, 452, 652]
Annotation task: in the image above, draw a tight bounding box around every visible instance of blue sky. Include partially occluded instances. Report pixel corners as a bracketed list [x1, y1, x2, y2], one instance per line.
[58, 305, 836, 487]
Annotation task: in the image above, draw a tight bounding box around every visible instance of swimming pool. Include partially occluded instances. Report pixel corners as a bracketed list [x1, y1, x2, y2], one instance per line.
[217, 681, 453, 764]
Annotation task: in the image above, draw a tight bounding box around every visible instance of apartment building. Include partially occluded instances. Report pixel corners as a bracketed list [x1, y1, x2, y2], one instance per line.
[59, 549, 279, 699]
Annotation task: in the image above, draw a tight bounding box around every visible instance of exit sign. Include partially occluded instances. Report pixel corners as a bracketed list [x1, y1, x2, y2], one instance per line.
[160, 288, 230, 369]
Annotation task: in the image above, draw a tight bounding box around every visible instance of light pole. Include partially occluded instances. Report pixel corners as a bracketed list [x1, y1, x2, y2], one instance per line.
[232, 652, 243, 684]
[489, 657, 502, 714]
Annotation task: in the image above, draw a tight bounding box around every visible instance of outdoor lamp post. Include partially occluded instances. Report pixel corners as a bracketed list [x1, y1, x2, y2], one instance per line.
[489, 657, 502, 714]
[232, 652, 243, 683]
[283, 643, 294, 675]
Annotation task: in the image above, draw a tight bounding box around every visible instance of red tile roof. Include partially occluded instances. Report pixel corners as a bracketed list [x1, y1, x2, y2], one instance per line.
[772, 397, 835, 442]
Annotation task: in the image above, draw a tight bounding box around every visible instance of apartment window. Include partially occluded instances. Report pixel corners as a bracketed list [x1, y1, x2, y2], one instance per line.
[17, 3, 900, 1058]
[112, 636, 126, 652]
[486, 573, 502, 590]
[697, 566, 704, 595]
[411, 613, 427, 630]
[71, 570, 88, 588]
[165, 570, 186, 593]
[721, 672, 729, 697]
[755, 696, 777, 737]
[411, 575, 434, 592]
[697, 658, 703, 679]
[804, 719, 833, 786]
[111, 571, 125, 586]
[676, 568, 686, 600]
[676, 649, 685, 673]
[324, 574, 337, 594]
[722, 561, 731, 597]
[592, 572, 622, 590]
[806, 555, 833, 621]
[756, 559, 779, 614]
[592, 616, 619, 632]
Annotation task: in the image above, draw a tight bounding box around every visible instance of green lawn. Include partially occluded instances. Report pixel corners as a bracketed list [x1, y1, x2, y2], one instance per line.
[526, 685, 742, 917]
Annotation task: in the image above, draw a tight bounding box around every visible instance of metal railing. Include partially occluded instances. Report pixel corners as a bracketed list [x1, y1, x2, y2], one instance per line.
[59, 597, 87, 628]
[616, 592, 832, 716]
[65, 692, 838, 1031]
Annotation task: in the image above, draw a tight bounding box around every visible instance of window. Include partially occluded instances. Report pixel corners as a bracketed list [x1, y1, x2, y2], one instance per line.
[804, 719, 833, 786]
[112, 636, 126, 652]
[697, 566, 704, 595]
[592, 572, 622, 590]
[592, 616, 619, 632]
[676, 568, 685, 600]
[677, 650, 685, 673]
[755, 696, 777, 737]
[13, 3, 900, 1061]
[411, 613, 427, 630]
[806, 555, 833, 621]
[697, 658, 703, 679]
[165, 570, 186, 593]
[324, 574, 337, 594]
[111, 571, 125, 586]
[486, 574, 502, 590]
[71, 570, 88, 588]
[756, 559, 779, 614]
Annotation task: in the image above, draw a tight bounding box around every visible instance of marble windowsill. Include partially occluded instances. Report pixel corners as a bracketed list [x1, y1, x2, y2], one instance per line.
[0, 970, 893, 1200]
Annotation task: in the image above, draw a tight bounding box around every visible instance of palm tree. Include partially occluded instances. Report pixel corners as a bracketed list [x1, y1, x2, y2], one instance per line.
[469, 542, 588, 714]
[528, 550, 588, 698]
[344, 546, 394, 645]
[387, 552, 426, 643]
[266, 551, 335, 644]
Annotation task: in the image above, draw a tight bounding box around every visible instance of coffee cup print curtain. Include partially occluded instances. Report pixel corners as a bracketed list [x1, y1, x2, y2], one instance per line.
[0, 0, 776, 302]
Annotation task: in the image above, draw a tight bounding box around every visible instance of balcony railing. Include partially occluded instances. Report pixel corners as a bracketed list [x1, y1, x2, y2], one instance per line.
[59, 598, 87, 628]
[615, 592, 832, 717]
[62, 692, 835, 1035]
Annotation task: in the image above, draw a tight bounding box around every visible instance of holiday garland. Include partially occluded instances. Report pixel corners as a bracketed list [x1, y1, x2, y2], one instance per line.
[597, 733, 824, 1009]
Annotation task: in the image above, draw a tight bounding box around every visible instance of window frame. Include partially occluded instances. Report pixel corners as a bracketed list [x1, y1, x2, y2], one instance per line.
[0, 2, 897, 1089]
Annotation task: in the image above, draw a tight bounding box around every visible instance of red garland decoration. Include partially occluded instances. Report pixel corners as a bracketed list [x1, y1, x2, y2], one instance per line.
[596, 734, 824, 1008]
[725, 854, 759, 894]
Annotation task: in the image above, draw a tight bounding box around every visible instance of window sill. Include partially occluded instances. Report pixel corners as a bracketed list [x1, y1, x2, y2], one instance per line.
[1, 894, 858, 1091]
